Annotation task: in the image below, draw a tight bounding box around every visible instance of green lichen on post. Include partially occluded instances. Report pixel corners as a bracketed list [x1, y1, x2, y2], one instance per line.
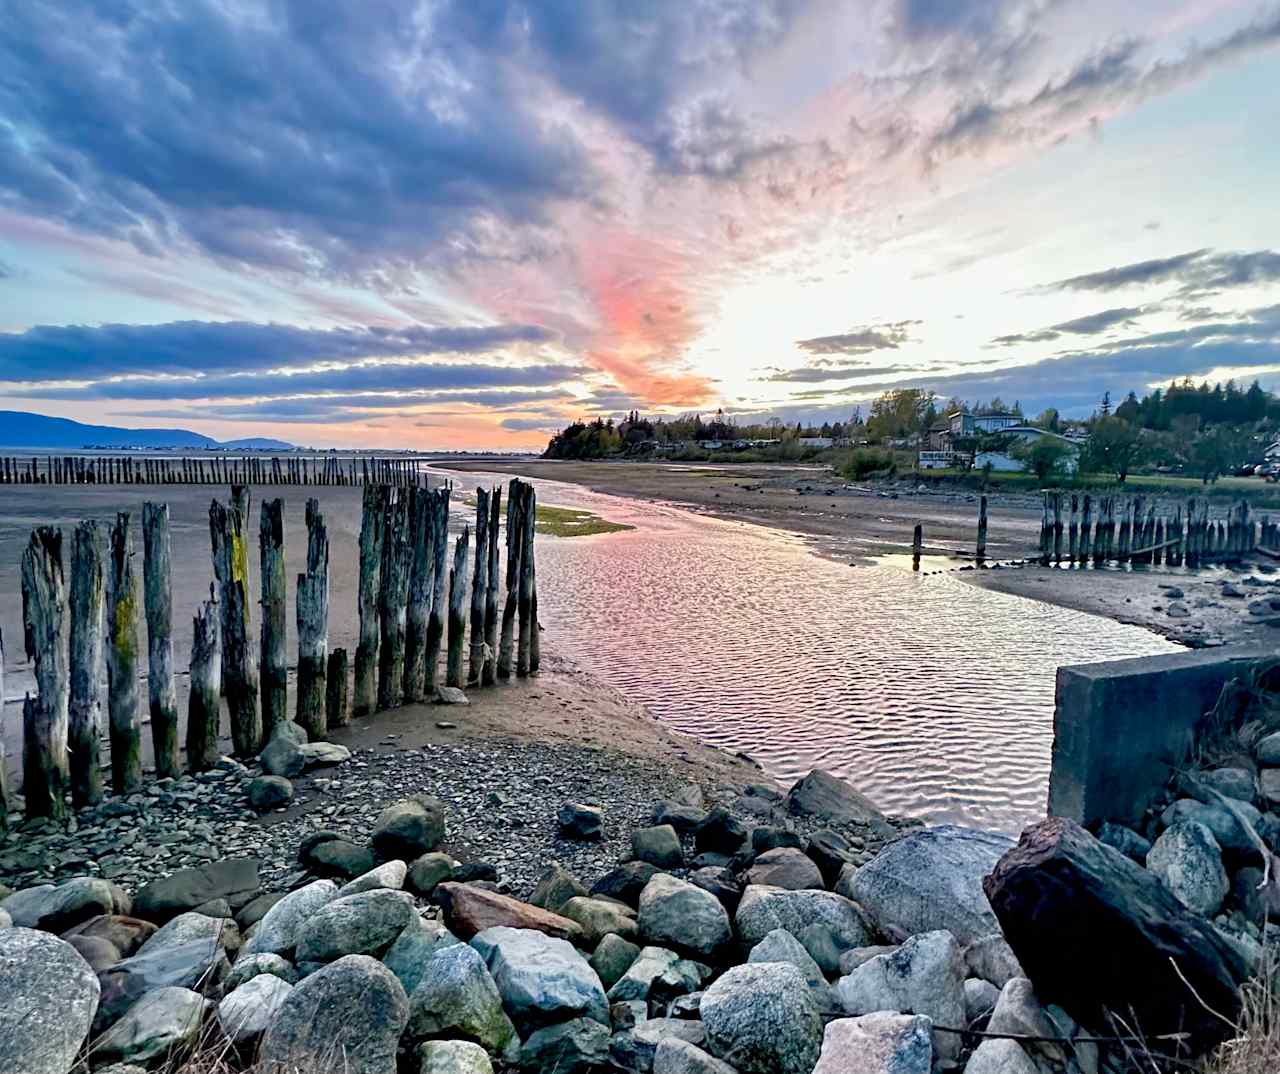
[106, 513, 142, 794]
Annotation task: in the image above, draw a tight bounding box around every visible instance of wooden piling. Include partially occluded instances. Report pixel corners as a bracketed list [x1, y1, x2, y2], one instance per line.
[21, 528, 70, 818]
[259, 499, 288, 733]
[483, 486, 502, 685]
[446, 527, 471, 688]
[469, 488, 491, 684]
[106, 515, 143, 794]
[911, 523, 922, 571]
[377, 489, 412, 710]
[210, 498, 261, 756]
[1079, 496, 1092, 565]
[68, 521, 105, 807]
[354, 484, 386, 718]
[425, 488, 451, 694]
[297, 499, 329, 737]
[186, 592, 221, 773]
[1068, 495, 1078, 563]
[142, 503, 179, 779]
[517, 483, 537, 677]
[1052, 492, 1063, 565]
[326, 648, 349, 729]
[0, 632, 7, 833]
[498, 481, 525, 679]
[404, 486, 435, 703]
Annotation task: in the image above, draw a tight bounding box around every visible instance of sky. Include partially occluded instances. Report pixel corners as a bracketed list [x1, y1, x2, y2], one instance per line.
[1, 1, 1279, 449]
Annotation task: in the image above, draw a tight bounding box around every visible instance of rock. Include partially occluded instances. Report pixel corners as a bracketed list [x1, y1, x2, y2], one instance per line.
[1097, 822, 1151, 863]
[560, 896, 639, 947]
[701, 962, 823, 1074]
[1147, 820, 1229, 915]
[302, 836, 376, 879]
[805, 830, 858, 886]
[225, 951, 298, 990]
[559, 802, 604, 841]
[436, 883, 583, 943]
[260, 724, 307, 777]
[749, 928, 830, 995]
[137, 910, 228, 956]
[613, 1018, 707, 1073]
[592, 862, 661, 908]
[735, 885, 871, 949]
[984, 816, 1251, 1052]
[409, 852, 459, 897]
[453, 863, 499, 885]
[133, 859, 260, 923]
[520, 1017, 610, 1073]
[236, 892, 285, 930]
[372, 797, 447, 861]
[68, 934, 121, 973]
[962, 934, 1025, 988]
[1257, 731, 1280, 764]
[639, 874, 732, 957]
[93, 986, 208, 1065]
[591, 932, 641, 990]
[838, 945, 898, 975]
[751, 826, 804, 855]
[435, 685, 470, 705]
[846, 825, 1013, 945]
[2, 877, 115, 932]
[299, 741, 351, 767]
[1160, 798, 1263, 853]
[812, 1012, 932, 1074]
[654, 800, 708, 835]
[65, 915, 157, 958]
[654, 1038, 740, 1074]
[419, 1039, 494, 1074]
[406, 943, 517, 1057]
[796, 923, 847, 976]
[217, 973, 293, 1046]
[1261, 769, 1280, 807]
[241, 879, 338, 957]
[270, 719, 309, 746]
[607, 945, 707, 1006]
[261, 955, 409, 1074]
[786, 770, 894, 836]
[986, 978, 1061, 1060]
[689, 866, 743, 913]
[964, 1039, 1040, 1074]
[745, 848, 825, 891]
[295, 888, 416, 962]
[248, 774, 294, 811]
[96, 936, 228, 1032]
[1166, 602, 1191, 618]
[530, 864, 588, 912]
[384, 916, 462, 995]
[0, 927, 100, 1074]
[338, 859, 408, 897]
[965, 978, 1001, 1023]
[632, 825, 684, 869]
[471, 926, 608, 1032]
[837, 930, 965, 1061]
[1203, 767, 1257, 804]
[694, 806, 748, 855]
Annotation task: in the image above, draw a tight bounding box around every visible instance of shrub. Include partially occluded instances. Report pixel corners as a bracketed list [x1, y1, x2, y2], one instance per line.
[842, 448, 897, 479]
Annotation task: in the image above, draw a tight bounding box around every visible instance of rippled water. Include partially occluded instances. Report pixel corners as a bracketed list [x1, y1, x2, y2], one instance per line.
[444, 468, 1180, 831]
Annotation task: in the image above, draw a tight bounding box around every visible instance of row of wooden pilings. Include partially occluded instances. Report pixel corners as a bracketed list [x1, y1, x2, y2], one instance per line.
[0, 477, 540, 832]
[0, 454, 422, 486]
[1035, 492, 1262, 567]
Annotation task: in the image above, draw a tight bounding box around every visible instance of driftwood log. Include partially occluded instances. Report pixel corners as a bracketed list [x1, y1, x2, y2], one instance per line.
[210, 498, 260, 756]
[469, 488, 491, 686]
[296, 499, 329, 737]
[984, 816, 1250, 1054]
[483, 486, 501, 686]
[377, 489, 412, 710]
[68, 520, 105, 807]
[446, 526, 470, 689]
[21, 528, 70, 818]
[403, 486, 435, 702]
[326, 647, 349, 729]
[106, 514, 143, 795]
[187, 592, 221, 773]
[354, 484, 386, 717]
[259, 499, 288, 733]
[425, 488, 451, 694]
[142, 503, 179, 778]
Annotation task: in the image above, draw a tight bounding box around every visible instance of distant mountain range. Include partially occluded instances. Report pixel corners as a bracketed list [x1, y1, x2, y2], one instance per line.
[0, 411, 295, 451]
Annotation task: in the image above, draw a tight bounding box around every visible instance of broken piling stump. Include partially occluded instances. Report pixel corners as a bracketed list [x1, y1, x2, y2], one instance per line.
[446, 526, 471, 689]
[210, 498, 260, 757]
[259, 499, 288, 734]
[297, 499, 329, 738]
[106, 514, 143, 795]
[68, 520, 105, 808]
[21, 527, 71, 818]
[187, 593, 221, 773]
[354, 484, 386, 718]
[142, 503, 180, 779]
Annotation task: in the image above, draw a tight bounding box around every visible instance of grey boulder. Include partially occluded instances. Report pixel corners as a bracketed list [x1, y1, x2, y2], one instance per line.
[735, 885, 871, 949]
[241, 878, 338, 956]
[93, 987, 208, 1066]
[744, 848, 824, 891]
[749, 928, 832, 996]
[0, 927, 100, 1074]
[372, 797, 447, 861]
[406, 942, 518, 1058]
[225, 951, 298, 990]
[294, 888, 416, 962]
[1146, 820, 1229, 916]
[612, 1017, 707, 1073]
[812, 1012, 932, 1074]
[217, 973, 293, 1046]
[963, 1039, 1040, 1074]
[639, 874, 732, 957]
[337, 860, 408, 897]
[653, 1038, 740, 1074]
[384, 915, 462, 996]
[1, 877, 114, 932]
[606, 945, 707, 1006]
[471, 925, 609, 1032]
[786, 770, 894, 836]
[632, 825, 685, 869]
[520, 1017, 611, 1074]
[248, 774, 293, 811]
[701, 962, 823, 1074]
[419, 1039, 494, 1074]
[591, 932, 641, 991]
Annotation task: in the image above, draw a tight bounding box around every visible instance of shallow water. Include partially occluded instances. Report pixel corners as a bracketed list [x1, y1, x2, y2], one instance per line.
[447, 468, 1180, 831]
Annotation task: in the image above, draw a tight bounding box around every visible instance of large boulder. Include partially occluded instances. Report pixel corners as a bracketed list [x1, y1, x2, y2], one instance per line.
[303, 837, 376, 880]
[295, 888, 416, 962]
[845, 825, 1013, 945]
[225, 952, 297, 990]
[530, 864, 588, 912]
[471, 925, 609, 1032]
[638, 874, 732, 957]
[63, 915, 156, 958]
[836, 930, 965, 1062]
[96, 934, 229, 1030]
[337, 860, 408, 898]
[406, 942, 517, 1058]
[240, 878, 338, 957]
[217, 973, 293, 1047]
[136, 910, 228, 957]
[694, 806, 749, 856]
[984, 817, 1251, 1052]
[384, 915, 462, 995]
[700, 962, 823, 1074]
[735, 885, 871, 949]
[260, 721, 307, 776]
[0, 928, 100, 1074]
[632, 825, 685, 869]
[409, 853, 460, 898]
[786, 770, 894, 836]
[612, 1017, 707, 1073]
[653, 1038, 739, 1074]
[372, 797, 447, 861]
[436, 883, 583, 943]
[1160, 798, 1263, 853]
[813, 1012, 932, 1074]
[591, 933, 641, 991]
[964, 1039, 1040, 1074]
[606, 945, 707, 1006]
[419, 1039, 495, 1074]
[93, 987, 208, 1066]
[2, 877, 115, 932]
[559, 802, 604, 841]
[259, 955, 409, 1074]
[592, 862, 661, 908]
[805, 830, 859, 886]
[745, 848, 825, 891]
[248, 774, 294, 812]
[132, 858, 260, 923]
[519, 1017, 610, 1074]
[748, 928, 831, 995]
[1146, 820, 1229, 916]
[559, 896, 639, 947]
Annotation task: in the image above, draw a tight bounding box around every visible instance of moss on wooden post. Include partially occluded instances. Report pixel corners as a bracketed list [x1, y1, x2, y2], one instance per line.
[21, 529, 71, 818]
[297, 499, 329, 737]
[354, 484, 386, 717]
[142, 503, 180, 779]
[68, 520, 105, 807]
[404, 486, 436, 702]
[469, 488, 491, 686]
[378, 489, 412, 710]
[259, 498, 288, 733]
[446, 526, 471, 689]
[425, 487, 451, 694]
[210, 498, 261, 757]
[187, 593, 221, 773]
[106, 514, 143, 795]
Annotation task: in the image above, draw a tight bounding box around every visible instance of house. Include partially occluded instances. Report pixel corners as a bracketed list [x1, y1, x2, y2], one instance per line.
[947, 411, 1021, 437]
[974, 425, 1080, 473]
[927, 422, 952, 451]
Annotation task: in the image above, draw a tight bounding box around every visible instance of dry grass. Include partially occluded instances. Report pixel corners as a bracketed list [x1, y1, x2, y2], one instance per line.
[1202, 946, 1280, 1074]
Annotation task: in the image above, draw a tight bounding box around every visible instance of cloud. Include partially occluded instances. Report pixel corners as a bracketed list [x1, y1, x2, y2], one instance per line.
[650, 96, 791, 178]
[767, 364, 916, 383]
[1039, 249, 1280, 296]
[499, 416, 565, 432]
[989, 305, 1145, 346]
[795, 320, 921, 356]
[0, 319, 555, 382]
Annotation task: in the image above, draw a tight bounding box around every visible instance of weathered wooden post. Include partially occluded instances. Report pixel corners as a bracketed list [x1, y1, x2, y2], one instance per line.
[210, 499, 260, 756]
[259, 499, 288, 733]
[426, 488, 451, 694]
[0, 631, 7, 833]
[1068, 495, 1078, 563]
[445, 527, 471, 688]
[378, 489, 412, 710]
[21, 528, 70, 818]
[469, 488, 491, 684]
[483, 487, 502, 684]
[354, 484, 386, 717]
[517, 483, 537, 677]
[404, 486, 435, 702]
[911, 523, 922, 572]
[1079, 495, 1092, 565]
[1052, 492, 1063, 565]
[527, 493, 540, 676]
[973, 495, 988, 566]
[106, 515, 143, 794]
[498, 481, 525, 679]
[297, 499, 329, 737]
[68, 521, 105, 807]
[187, 592, 221, 773]
[141, 503, 179, 778]
[1117, 499, 1131, 562]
